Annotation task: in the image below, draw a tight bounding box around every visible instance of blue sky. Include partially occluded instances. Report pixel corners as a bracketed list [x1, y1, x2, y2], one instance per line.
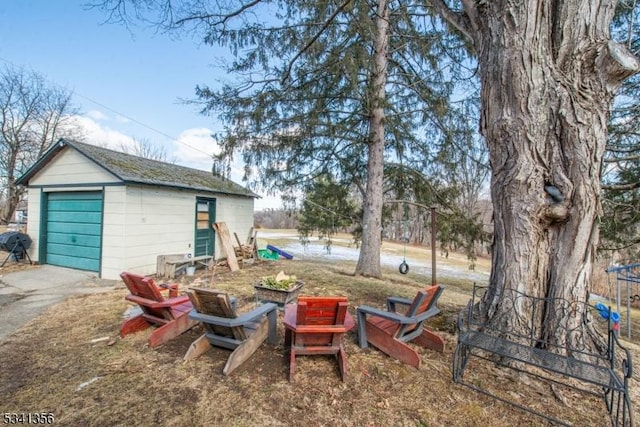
[0, 0, 280, 210]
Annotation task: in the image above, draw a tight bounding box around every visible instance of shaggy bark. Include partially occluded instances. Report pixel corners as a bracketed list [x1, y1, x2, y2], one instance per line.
[432, 1, 640, 349]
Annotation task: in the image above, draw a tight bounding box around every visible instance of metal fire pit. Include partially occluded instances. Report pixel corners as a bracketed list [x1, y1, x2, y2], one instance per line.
[0, 231, 32, 266]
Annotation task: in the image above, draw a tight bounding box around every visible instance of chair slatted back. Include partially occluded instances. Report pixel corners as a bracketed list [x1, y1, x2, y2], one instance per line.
[121, 272, 173, 321]
[296, 296, 348, 346]
[121, 272, 164, 301]
[396, 285, 443, 338]
[405, 285, 441, 316]
[187, 288, 246, 340]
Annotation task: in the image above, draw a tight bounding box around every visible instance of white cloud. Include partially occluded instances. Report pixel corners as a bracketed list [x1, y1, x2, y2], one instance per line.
[254, 194, 283, 210]
[171, 127, 218, 170]
[69, 115, 138, 151]
[170, 128, 242, 180]
[86, 110, 109, 121]
[115, 115, 131, 124]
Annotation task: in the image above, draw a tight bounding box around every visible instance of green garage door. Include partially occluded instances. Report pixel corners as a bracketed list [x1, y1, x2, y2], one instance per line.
[44, 191, 103, 272]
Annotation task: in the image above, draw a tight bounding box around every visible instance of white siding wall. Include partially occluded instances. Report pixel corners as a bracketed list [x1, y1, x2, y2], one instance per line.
[119, 185, 198, 277]
[30, 149, 119, 185]
[101, 186, 127, 280]
[24, 188, 42, 262]
[213, 195, 255, 259]
[115, 187, 255, 276]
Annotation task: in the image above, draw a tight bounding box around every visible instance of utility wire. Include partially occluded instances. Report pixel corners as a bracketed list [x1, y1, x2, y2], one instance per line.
[0, 55, 215, 159]
[302, 198, 359, 223]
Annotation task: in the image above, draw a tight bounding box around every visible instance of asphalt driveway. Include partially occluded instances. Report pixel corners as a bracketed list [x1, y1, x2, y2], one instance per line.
[0, 265, 118, 342]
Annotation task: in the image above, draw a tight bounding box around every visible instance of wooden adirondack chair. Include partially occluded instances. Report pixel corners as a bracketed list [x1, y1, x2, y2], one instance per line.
[283, 296, 355, 382]
[356, 285, 445, 369]
[120, 272, 197, 347]
[184, 288, 278, 375]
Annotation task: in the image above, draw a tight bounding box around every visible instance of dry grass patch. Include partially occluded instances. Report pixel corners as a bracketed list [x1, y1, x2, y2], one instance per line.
[0, 258, 636, 426]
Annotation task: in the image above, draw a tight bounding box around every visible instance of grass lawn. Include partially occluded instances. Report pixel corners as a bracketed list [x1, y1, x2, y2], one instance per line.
[1, 250, 637, 426]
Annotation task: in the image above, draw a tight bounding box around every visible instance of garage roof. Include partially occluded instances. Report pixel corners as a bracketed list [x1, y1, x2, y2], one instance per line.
[17, 138, 259, 198]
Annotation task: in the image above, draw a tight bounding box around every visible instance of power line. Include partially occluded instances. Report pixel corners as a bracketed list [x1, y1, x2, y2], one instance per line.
[0, 55, 215, 159]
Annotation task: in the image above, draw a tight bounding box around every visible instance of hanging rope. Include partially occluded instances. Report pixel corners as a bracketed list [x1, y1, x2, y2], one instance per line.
[399, 203, 409, 274]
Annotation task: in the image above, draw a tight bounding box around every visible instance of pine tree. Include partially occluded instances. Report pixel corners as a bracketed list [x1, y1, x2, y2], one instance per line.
[97, 0, 462, 277]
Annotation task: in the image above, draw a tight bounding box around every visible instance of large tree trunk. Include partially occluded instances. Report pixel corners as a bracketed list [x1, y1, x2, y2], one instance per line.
[444, 1, 640, 347]
[355, 0, 389, 278]
[0, 148, 18, 224]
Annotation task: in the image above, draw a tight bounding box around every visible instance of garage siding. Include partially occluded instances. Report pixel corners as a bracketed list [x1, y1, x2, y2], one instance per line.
[119, 186, 196, 276]
[100, 186, 126, 280]
[21, 142, 256, 279]
[30, 149, 118, 186]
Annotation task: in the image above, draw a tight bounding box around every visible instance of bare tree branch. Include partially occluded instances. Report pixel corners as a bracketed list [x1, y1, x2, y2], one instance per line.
[602, 181, 640, 190]
[428, 0, 475, 45]
[604, 153, 640, 162]
[175, 0, 262, 27]
[0, 66, 79, 223]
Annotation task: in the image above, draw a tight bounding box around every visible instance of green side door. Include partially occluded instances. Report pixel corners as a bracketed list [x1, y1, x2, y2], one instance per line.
[42, 191, 103, 272]
[194, 198, 216, 257]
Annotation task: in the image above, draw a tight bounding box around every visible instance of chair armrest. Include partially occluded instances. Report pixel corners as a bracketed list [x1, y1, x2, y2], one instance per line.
[236, 302, 278, 323]
[386, 296, 413, 312]
[357, 305, 415, 324]
[153, 295, 191, 308]
[189, 303, 278, 327]
[412, 306, 441, 323]
[357, 304, 440, 349]
[357, 305, 407, 348]
[126, 294, 190, 308]
[158, 283, 179, 298]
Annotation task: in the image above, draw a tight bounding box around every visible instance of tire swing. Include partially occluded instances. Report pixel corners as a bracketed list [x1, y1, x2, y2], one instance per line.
[399, 260, 409, 274]
[399, 204, 410, 275]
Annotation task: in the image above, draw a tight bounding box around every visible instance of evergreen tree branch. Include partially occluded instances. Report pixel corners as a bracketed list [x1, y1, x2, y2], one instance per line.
[281, 0, 354, 84]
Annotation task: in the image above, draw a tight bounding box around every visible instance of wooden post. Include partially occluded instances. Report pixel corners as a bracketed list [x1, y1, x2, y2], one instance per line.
[213, 222, 240, 271]
[431, 207, 436, 285]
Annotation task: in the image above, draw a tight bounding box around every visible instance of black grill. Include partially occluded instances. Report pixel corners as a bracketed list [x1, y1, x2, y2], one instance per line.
[0, 231, 31, 261]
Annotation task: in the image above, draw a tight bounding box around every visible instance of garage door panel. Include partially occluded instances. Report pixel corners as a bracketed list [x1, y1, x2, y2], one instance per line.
[47, 211, 102, 224]
[47, 200, 102, 212]
[47, 222, 102, 236]
[46, 242, 101, 259]
[47, 254, 100, 272]
[47, 232, 101, 247]
[45, 191, 102, 273]
[48, 191, 101, 200]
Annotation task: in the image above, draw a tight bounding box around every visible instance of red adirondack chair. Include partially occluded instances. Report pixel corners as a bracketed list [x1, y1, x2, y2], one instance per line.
[356, 285, 444, 368]
[120, 271, 197, 347]
[283, 296, 355, 381]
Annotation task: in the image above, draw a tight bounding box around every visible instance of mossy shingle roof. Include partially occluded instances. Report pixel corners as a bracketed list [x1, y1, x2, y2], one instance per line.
[18, 138, 258, 198]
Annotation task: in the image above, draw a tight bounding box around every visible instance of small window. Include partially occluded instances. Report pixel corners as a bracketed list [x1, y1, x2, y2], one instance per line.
[197, 203, 209, 229]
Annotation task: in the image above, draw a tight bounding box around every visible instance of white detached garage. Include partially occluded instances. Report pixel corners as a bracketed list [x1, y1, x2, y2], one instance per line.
[16, 138, 258, 280]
